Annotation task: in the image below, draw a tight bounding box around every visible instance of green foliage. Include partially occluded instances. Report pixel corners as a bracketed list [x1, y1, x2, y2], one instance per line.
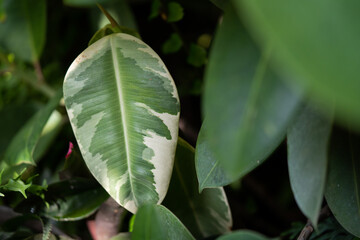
[287, 104, 333, 225]
[1, 0, 360, 239]
[132, 204, 195, 240]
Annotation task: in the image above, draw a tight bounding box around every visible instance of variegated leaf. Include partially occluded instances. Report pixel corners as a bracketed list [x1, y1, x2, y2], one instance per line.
[63, 33, 180, 213]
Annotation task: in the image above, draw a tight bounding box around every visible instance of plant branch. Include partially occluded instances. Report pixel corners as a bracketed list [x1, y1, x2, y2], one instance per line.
[297, 205, 331, 240]
[97, 4, 120, 28]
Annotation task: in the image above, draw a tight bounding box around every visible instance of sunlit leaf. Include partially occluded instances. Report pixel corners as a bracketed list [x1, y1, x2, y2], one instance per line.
[64, 33, 180, 213]
[203, 5, 301, 180]
[0, 0, 46, 62]
[236, 0, 360, 130]
[1, 178, 31, 198]
[325, 129, 360, 238]
[288, 104, 333, 225]
[163, 138, 232, 238]
[132, 204, 195, 240]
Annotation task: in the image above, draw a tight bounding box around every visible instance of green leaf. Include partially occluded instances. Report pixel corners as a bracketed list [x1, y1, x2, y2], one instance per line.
[44, 178, 109, 221]
[287, 104, 333, 226]
[0, 0, 46, 62]
[162, 33, 183, 54]
[167, 2, 184, 22]
[110, 233, 131, 240]
[132, 204, 195, 240]
[149, 0, 161, 20]
[163, 138, 232, 238]
[195, 121, 233, 191]
[187, 43, 207, 67]
[236, 0, 360, 129]
[89, 24, 140, 46]
[63, 0, 111, 7]
[217, 230, 270, 240]
[63, 33, 180, 213]
[325, 129, 360, 238]
[1, 91, 62, 183]
[203, 5, 302, 180]
[1, 178, 31, 198]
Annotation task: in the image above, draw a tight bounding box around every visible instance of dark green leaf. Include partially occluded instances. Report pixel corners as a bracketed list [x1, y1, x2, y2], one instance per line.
[195, 121, 233, 191]
[325, 129, 360, 237]
[203, 5, 302, 180]
[44, 178, 109, 221]
[217, 230, 270, 240]
[162, 33, 183, 54]
[132, 204, 195, 240]
[236, 0, 360, 130]
[1, 91, 62, 183]
[287, 104, 333, 225]
[0, 0, 46, 62]
[164, 138, 232, 238]
[63, 0, 111, 7]
[167, 2, 184, 22]
[210, 0, 227, 11]
[187, 43, 207, 67]
[149, 0, 161, 20]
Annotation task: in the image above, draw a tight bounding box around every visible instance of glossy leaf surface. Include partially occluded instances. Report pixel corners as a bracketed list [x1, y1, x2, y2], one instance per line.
[132, 204, 195, 240]
[195, 122, 232, 190]
[164, 138, 232, 238]
[288, 105, 332, 225]
[64, 33, 180, 213]
[236, 0, 360, 128]
[44, 178, 109, 221]
[325, 129, 360, 237]
[0, 0, 46, 61]
[217, 230, 270, 240]
[203, 6, 301, 180]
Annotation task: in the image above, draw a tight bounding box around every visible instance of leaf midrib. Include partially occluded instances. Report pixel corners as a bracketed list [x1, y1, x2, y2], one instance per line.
[110, 37, 136, 205]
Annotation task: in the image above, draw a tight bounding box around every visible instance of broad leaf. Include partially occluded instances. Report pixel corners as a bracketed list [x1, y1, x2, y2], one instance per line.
[236, 0, 360, 129]
[132, 204, 195, 240]
[0, 0, 46, 62]
[325, 129, 360, 238]
[64, 33, 180, 213]
[110, 233, 131, 240]
[217, 230, 270, 240]
[203, 5, 301, 180]
[44, 178, 109, 221]
[1, 91, 62, 183]
[287, 104, 333, 225]
[195, 121, 232, 191]
[163, 138, 232, 238]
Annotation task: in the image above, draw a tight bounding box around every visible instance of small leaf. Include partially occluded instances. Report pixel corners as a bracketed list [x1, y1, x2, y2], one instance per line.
[89, 24, 140, 46]
[203, 5, 302, 180]
[195, 121, 233, 191]
[287, 104, 333, 225]
[236, 0, 360, 129]
[162, 33, 182, 54]
[0, 0, 46, 62]
[197, 34, 212, 49]
[217, 230, 270, 240]
[167, 2, 184, 22]
[1, 178, 31, 198]
[149, 0, 161, 20]
[187, 43, 207, 67]
[64, 33, 180, 213]
[163, 138, 232, 238]
[325, 128, 360, 238]
[44, 178, 109, 221]
[132, 204, 195, 240]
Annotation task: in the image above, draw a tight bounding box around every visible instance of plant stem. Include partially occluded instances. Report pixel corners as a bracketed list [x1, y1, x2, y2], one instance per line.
[297, 205, 331, 240]
[97, 3, 120, 28]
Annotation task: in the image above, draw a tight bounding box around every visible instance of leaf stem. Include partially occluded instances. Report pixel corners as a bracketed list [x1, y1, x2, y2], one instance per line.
[297, 205, 331, 240]
[97, 3, 120, 28]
